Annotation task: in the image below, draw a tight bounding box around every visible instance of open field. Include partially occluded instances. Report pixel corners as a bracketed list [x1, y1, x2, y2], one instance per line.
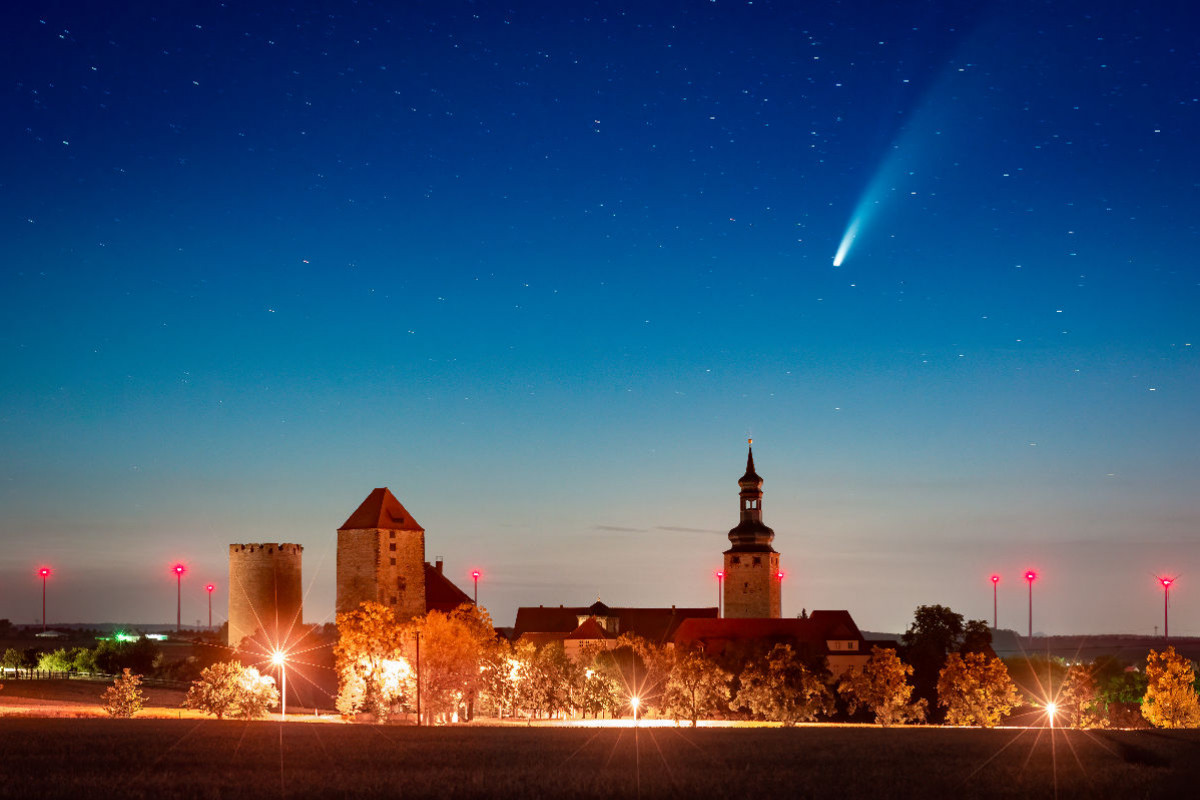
[0, 718, 1197, 800]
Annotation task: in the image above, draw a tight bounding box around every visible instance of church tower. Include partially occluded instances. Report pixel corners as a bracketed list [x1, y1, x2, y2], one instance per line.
[723, 441, 782, 618]
[336, 488, 427, 623]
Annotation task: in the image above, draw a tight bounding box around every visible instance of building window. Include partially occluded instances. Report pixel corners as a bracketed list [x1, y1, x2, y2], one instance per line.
[848, 641, 857, 650]
[743, 582, 749, 593]
[389, 531, 396, 538]
[390, 557, 396, 566]
[389, 596, 397, 604]
[389, 543, 396, 552]
[753, 556, 762, 566]
[731, 556, 740, 565]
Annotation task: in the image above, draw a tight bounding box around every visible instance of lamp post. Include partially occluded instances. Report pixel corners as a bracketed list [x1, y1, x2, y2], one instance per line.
[1157, 577, 1175, 642]
[1024, 570, 1037, 643]
[990, 575, 1000, 629]
[272, 651, 286, 721]
[205, 584, 215, 629]
[716, 571, 725, 618]
[1046, 702, 1057, 730]
[471, 570, 481, 606]
[38, 567, 51, 632]
[172, 564, 186, 633]
[631, 695, 640, 727]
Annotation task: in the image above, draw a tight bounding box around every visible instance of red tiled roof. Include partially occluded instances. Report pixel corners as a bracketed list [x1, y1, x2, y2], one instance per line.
[338, 488, 425, 532]
[566, 617, 616, 640]
[673, 610, 866, 656]
[521, 632, 568, 647]
[424, 563, 473, 613]
[513, 605, 717, 645]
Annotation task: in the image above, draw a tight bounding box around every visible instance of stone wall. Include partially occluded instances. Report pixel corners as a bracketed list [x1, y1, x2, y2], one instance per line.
[228, 543, 303, 649]
[336, 528, 426, 623]
[723, 550, 782, 619]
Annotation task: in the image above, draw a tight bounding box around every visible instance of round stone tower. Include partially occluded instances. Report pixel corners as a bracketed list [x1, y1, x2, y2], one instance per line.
[227, 543, 304, 650]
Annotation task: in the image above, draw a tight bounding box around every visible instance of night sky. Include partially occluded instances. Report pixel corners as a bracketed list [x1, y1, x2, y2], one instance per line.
[2, 1, 1197, 636]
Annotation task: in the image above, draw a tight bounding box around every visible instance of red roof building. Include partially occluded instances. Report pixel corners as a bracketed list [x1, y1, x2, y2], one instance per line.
[673, 610, 871, 675]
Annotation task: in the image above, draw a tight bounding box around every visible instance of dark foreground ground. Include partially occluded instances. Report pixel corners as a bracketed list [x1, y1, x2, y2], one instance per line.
[1, 719, 1197, 799]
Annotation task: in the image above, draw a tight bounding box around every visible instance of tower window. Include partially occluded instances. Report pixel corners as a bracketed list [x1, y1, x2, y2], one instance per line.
[390, 557, 396, 566]
[389, 531, 396, 538]
[389, 543, 397, 552]
[731, 556, 741, 565]
[389, 596, 397, 605]
[753, 556, 762, 566]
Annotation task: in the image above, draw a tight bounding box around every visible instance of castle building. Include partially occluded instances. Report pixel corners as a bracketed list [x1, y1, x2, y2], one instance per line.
[336, 487, 471, 622]
[723, 441, 782, 618]
[227, 543, 303, 649]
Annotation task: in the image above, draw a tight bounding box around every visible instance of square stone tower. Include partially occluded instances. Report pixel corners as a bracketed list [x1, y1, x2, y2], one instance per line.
[723, 442, 783, 618]
[336, 488, 427, 623]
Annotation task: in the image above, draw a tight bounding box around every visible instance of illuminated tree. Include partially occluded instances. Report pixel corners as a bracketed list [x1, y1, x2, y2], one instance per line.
[334, 601, 407, 720]
[1141, 647, 1200, 729]
[509, 639, 575, 721]
[613, 633, 673, 714]
[1, 648, 24, 671]
[409, 603, 497, 724]
[901, 604, 991, 721]
[937, 651, 1021, 727]
[838, 646, 927, 726]
[662, 647, 732, 727]
[734, 643, 833, 726]
[185, 660, 279, 720]
[574, 644, 624, 719]
[36, 648, 72, 672]
[1057, 663, 1107, 729]
[101, 669, 145, 718]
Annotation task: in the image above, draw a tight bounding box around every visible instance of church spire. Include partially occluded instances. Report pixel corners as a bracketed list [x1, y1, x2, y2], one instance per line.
[728, 439, 775, 550]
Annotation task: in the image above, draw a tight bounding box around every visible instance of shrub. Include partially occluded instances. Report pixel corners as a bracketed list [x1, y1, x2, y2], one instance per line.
[185, 661, 279, 720]
[101, 669, 145, 718]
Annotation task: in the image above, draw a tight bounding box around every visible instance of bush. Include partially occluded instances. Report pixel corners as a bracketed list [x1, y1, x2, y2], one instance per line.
[101, 669, 145, 718]
[185, 661, 279, 720]
[36, 648, 73, 672]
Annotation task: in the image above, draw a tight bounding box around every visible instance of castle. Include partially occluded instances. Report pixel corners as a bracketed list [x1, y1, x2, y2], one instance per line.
[335, 487, 471, 622]
[227, 542, 304, 650]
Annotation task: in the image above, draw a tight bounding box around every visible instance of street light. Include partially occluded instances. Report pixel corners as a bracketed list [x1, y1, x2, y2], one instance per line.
[172, 564, 186, 633]
[37, 567, 51, 633]
[1046, 701, 1057, 729]
[1024, 570, 1037, 643]
[205, 584, 215, 629]
[271, 650, 287, 721]
[990, 575, 1000, 630]
[716, 571, 725, 618]
[631, 695, 641, 727]
[471, 570, 481, 606]
[1157, 576, 1175, 642]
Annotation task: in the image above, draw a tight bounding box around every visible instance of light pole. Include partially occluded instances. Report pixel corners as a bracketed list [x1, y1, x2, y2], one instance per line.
[1158, 577, 1175, 642]
[205, 584, 215, 629]
[716, 571, 725, 618]
[272, 651, 286, 721]
[471, 570, 481, 606]
[631, 695, 640, 727]
[172, 564, 186, 633]
[38, 567, 51, 632]
[1024, 570, 1037, 643]
[990, 575, 1000, 629]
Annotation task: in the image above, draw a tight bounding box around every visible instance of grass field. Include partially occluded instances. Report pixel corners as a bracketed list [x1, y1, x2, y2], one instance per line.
[0, 716, 1197, 799]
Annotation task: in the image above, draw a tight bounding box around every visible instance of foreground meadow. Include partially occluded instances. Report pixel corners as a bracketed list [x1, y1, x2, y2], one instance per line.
[0, 718, 1197, 799]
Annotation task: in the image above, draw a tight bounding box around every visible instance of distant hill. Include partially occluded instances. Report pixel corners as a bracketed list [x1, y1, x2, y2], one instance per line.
[862, 628, 1200, 663]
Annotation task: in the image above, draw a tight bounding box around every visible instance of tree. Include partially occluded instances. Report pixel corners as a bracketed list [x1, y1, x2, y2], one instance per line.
[734, 643, 833, 726]
[612, 633, 673, 715]
[36, 648, 73, 672]
[662, 647, 732, 727]
[937, 651, 1021, 727]
[2, 648, 25, 671]
[574, 644, 623, 719]
[838, 646, 927, 726]
[902, 605, 991, 722]
[1057, 663, 1107, 729]
[185, 661, 279, 720]
[409, 604, 497, 724]
[101, 669, 145, 718]
[1141, 647, 1200, 729]
[334, 601, 408, 720]
[94, 637, 161, 676]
